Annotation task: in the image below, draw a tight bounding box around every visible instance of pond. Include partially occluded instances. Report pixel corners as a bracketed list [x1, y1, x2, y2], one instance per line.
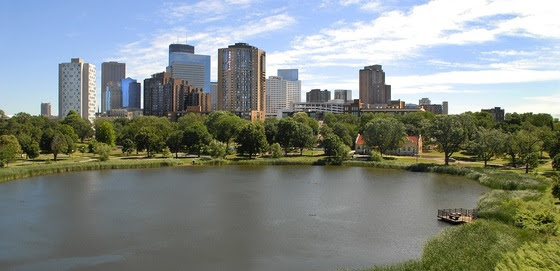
[0, 166, 489, 271]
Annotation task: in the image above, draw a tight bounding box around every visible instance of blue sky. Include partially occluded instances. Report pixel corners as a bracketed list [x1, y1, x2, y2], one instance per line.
[1, 0, 559, 117]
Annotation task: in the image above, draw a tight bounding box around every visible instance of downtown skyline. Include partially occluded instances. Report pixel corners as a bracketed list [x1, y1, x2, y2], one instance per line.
[0, 0, 559, 117]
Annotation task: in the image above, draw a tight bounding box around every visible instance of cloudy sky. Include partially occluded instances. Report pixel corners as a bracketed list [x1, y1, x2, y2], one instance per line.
[1, 0, 559, 117]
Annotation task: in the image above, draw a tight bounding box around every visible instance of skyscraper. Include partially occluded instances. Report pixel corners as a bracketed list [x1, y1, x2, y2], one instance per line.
[167, 43, 210, 93]
[277, 69, 298, 81]
[217, 43, 266, 121]
[306, 89, 330, 103]
[121, 77, 141, 109]
[101, 62, 125, 113]
[334, 89, 352, 102]
[41, 102, 51, 117]
[210, 82, 218, 111]
[58, 58, 96, 122]
[359, 65, 391, 105]
[266, 75, 301, 118]
[143, 72, 204, 117]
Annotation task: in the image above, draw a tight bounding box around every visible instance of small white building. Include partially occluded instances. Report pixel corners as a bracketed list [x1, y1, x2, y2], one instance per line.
[355, 134, 422, 156]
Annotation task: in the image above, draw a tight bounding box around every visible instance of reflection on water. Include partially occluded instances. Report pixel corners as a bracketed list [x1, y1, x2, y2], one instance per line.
[0, 166, 489, 271]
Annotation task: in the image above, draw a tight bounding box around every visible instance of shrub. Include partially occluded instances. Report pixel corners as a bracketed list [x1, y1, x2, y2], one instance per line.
[207, 140, 226, 159]
[514, 201, 559, 236]
[93, 143, 111, 162]
[270, 143, 282, 158]
[477, 190, 542, 224]
[369, 151, 383, 162]
[552, 176, 560, 200]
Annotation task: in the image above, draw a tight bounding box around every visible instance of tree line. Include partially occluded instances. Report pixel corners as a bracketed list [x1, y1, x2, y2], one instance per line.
[1, 108, 559, 172]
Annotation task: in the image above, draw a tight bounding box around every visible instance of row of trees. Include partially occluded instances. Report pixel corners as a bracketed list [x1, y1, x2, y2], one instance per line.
[1, 108, 559, 172]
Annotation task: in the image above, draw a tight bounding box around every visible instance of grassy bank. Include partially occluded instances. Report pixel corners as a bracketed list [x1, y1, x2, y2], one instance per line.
[0, 159, 185, 182]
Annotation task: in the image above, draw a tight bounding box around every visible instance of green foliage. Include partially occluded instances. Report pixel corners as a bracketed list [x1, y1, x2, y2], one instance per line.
[93, 143, 112, 162]
[276, 117, 298, 153]
[95, 121, 116, 146]
[264, 117, 279, 145]
[421, 220, 535, 271]
[426, 115, 468, 165]
[61, 110, 93, 142]
[207, 139, 226, 158]
[50, 132, 68, 161]
[0, 135, 21, 167]
[331, 122, 353, 147]
[477, 190, 541, 224]
[292, 122, 315, 155]
[471, 128, 506, 167]
[161, 146, 171, 158]
[135, 126, 164, 157]
[552, 177, 560, 200]
[495, 240, 560, 271]
[363, 117, 406, 156]
[369, 151, 383, 162]
[552, 153, 560, 171]
[321, 134, 350, 165]
[78, 145, 86, 155]
[183, 122, 212, 157]
[121, 138, 134, 156]
[292, 112, 319, 134]
[516, 130, 542, 173]
[270, 143, 282, 158]
[359, 260, 422, 271]
[514, 201, 559, 236]
[166, 130, 184, 158]
[235, 122, 268, 159]
[204, 111, 244, 148]
[18, 134, 39, 160]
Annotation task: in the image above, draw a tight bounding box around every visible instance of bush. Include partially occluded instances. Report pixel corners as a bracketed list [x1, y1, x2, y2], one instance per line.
[161, 146, 171, 158]
[552, 176, 560, 200]
[369, 151, 383, 162]
[93, 143, 111, 162]
[477, 190, 542, 224]
[514, 201, 559, 236]
[207, 140, 226, 158]
[270, 143, 282, 158]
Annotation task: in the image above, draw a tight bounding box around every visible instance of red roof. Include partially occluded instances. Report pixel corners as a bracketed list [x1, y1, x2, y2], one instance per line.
[407, 136, 418, 144]
[355, 134, 365, 145]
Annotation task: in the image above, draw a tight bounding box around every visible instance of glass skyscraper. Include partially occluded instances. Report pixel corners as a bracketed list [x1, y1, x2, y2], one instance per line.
[120, 77, 141, 109]
[277, 69, 298, 81]
[167, 44, 210, 93]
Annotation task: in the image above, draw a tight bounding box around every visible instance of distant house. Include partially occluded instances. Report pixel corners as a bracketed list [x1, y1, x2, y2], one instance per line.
[355, 134, 422, 156]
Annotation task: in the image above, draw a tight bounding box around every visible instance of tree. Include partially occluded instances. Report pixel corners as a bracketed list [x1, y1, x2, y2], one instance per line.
[166, 130, 184, 158]
[292, 112, 318, 134]
[95, 121, 116, 146]
[78, 145, 86, 156]
[331, 122, 353, 147]
[264, 118, 279, 145]
[270, 143, 282, 158]
[135, 127, 163, 157]
[292, 122, 315, 155]
[207, 139, 226, 158]
[235, 122, 268, 159]
[552, 177, 560, 200]
[516, 130, 542, 173]
[276, 117, 298, 154]
[204, 112, 244, 148]
[121, 138, 134, 156]
[18, 134, 39, 160]
[0, 135, 21, 167]
[553, 154, 560, 171]
[62, 110, 93, 142]
[93, 143, 111, 161]
[320, 134, 350, 165]
[426, 115, 467, 166]
[183, 122, 212, 157]
[363, 117, 406, 157]
[50, 132, 68, 162]
[472, 128, 506, 167]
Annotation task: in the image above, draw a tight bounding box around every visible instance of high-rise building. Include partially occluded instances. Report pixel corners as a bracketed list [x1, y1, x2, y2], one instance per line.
[121, 77, 141, 109]
[442, 101, 449, 115]
[277, 69, 298, 81]
[266, 75, 301, 118]
[107, 81, 122, 111]
[101, 62, 125, 113]
[58, 58, 96, 123]
[306, 89, 330, 103]
[143, 72, 205, 117]
[481, 107, 505, 122]
[167, 43, 210, 93]
[334, 89, 352, 102]
[210, 82, 218, 111]
[359, 65, 391, 105]
[217, 43, 266, 121]
[41, 102, 51, 117]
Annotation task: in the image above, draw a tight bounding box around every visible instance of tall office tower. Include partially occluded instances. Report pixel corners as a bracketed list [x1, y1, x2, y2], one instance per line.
[306, 89, 330, 103]
[359, 65, 391, 105]
[101, 62, 126, 113]
[210, 82, 218, 111]
[277, 69, 298, 81]
[419, 98, 431, 106]
[266, 75, 301, 118]
[167, 43, 210, 93]
[41, 102, 51, 117]
[59, 58, 96, 123]
[217, 43, 266, 121]
[442, 101, 449, 115]
[121, 77, 141, 109]
[334, 89, 352, 102]
[143, 72, 198, 117]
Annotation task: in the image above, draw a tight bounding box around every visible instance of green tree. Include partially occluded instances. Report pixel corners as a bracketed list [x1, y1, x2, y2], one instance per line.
[331, 122, 353, 147]
[270, 143, 282, 158]
[426, 115, 468, 165]
[292, 112, 318, 134]
[207, 139, 226, 158]
[183, 122, 212, 157]
[472, 128, 506, 167]
[0, 135, 21, 167]
[264, 118, 279, 145]
[78, 145, 86, 156]
[276, 117, 298, 155]
[320, 134, 350, 165]
[551, 177, 560, 200]
[504, 133, 520, 167]
[62, 110, 93, 142]
[121, 138, 134, 156]
[95, 121, 116, 146]
[398, 112, 428, 137]
[93, 143, 112, 162]
[292, 122, 315, 155]
[235, 122, 268, 159]
[204, 111, 244, 149]
[516, 130, 542, 173]
[135, 127, 163, 157]
[363, 117, 406, 157]
[166, 130, 184, 158]
[50, 132, 68, 162]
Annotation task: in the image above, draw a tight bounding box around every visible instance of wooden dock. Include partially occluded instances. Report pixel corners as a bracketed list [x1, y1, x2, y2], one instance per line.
[437, 208, 477, 224]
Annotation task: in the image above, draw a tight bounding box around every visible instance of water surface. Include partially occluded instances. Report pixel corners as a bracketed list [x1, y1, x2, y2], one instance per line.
[0, 166, 489, 271]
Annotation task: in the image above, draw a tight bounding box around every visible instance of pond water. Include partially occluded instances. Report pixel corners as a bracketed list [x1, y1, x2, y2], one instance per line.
[0, 166, 489, 271]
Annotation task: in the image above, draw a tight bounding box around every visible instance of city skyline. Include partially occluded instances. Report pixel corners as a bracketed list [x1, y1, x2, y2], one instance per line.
[0, 0, 558, 117]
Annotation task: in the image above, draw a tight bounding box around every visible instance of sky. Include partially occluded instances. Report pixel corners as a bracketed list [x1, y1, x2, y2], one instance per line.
[0, 0, 559, 117]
